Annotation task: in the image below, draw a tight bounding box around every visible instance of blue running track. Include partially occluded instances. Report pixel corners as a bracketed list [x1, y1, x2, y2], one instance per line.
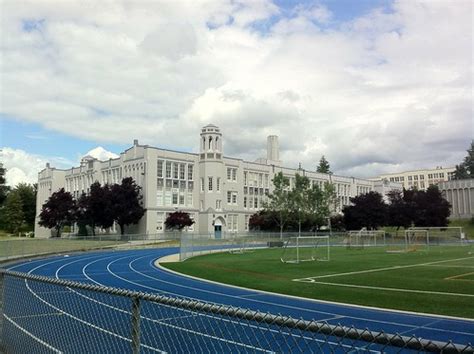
[3, 248, 474, 353]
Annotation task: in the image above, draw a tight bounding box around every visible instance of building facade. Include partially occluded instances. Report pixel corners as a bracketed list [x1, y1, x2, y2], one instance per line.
[375, 166, 455, 191]
[439, 179, 474, 219]
[35, 124, 401, 238]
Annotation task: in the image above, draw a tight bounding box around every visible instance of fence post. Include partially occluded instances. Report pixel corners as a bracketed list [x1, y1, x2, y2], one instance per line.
[0, 271, 4, 351]
[131, 296, 141, 354]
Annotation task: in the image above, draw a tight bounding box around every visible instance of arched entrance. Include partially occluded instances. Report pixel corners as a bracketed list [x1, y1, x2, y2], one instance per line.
[214, 217, 225, 239]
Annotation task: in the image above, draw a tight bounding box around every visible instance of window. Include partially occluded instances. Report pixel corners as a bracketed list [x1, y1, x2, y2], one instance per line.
[232, 193, 237, 204]
[216, 177, 220, 192]
[254, 197, 258, 208]
[232, 169, 237, 181]
[173, 180, 179, 189]
[187, 192, 193, 206]
[208, 177, 213, 191]
[172, 193, 178, 205]
[244, 171, 248, 185]
[200, 178, 204, 192]
[188, 165, 193, 180]
[179, 164, 185, 180]
[166, 162, 171, 178]
[216, 200, 221, 210]
[227, 191, 232, 203]
[408, 176, 412, 181]
[157, 160, 163, 178]
[157, 178, 164, 188]
[173, 163, 179, 179]
[414, 175, 418, 181]
[244, 196, 247, 208]
[227, 168, 232, 181]
[179, 195, 184, 205]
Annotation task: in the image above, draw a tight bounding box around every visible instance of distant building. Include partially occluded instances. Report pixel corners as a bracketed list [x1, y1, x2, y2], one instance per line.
[375, 166, 455, 191]
[439, 179, 474, 219]
[35, 124, 402, 238]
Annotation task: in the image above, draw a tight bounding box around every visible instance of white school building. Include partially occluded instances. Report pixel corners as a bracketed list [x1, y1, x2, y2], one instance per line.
[35, 124, 401, 238]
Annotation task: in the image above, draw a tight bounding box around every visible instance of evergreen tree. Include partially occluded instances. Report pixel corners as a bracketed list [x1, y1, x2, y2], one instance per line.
[0, 162, 10, 205]
[13, 183, 36, 230]
[316, 156, 331, 174]
[453, 140, 474, 179]
[3, 191, 24, 234]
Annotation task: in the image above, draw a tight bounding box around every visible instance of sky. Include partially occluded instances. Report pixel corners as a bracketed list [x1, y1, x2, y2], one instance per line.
[0, 0, 472, 187]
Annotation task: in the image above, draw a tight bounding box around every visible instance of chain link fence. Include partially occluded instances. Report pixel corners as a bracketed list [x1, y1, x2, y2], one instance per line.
[1, 269, 472, 353]
[0, 233, 181, 262]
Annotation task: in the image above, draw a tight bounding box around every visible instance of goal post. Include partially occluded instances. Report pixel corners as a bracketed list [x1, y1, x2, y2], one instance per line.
[409, 227, 465, 246]
[346, 229, 386, 249]
[229, 235, 254, 254]
[281, 236, 330, 263]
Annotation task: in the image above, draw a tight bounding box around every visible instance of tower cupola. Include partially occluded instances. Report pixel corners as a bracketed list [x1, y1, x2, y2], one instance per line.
[200, 124, 222, 159]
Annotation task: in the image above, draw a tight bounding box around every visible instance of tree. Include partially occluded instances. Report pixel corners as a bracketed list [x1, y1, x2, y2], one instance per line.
[75, 182, 114, 235]
[264, 172, 290, 238]
[39, 188, 76, 237]
[412, 185, 451, 227]
[110, 177, 145, 235]
[13, 183, 37, 230]
[0, 162, 10, 205]
[165, 211, 194, 231]
[453, 140, 474, 179]
[306, 182, 337, 230]
[342, 191, 387, 230]
[3, 191, 24, 233]
[288, 174, 311, 235]
[387, 189, 412, 233]
[316, 156, 331, 174]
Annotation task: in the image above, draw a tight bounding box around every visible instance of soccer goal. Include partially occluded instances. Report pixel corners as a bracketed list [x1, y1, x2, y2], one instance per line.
[346, 229, 386, 249]
[229, 235, 254, 254]
[281, 236, 330, 263]
[409, 227, 465, 246]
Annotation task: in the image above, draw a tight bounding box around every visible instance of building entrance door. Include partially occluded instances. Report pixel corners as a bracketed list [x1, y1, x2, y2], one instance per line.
[214, 225, 222, 239]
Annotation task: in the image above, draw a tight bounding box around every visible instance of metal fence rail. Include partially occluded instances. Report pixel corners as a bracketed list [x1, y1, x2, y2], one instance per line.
[1, 269, 472, 353]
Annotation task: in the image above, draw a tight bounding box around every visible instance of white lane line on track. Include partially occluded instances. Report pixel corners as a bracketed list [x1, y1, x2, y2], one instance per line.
[24, 255, 167, 354]
[102, 254, 381, 353]
[3, 313, 64, 354]
[78, 255, 276, 353]
[10, 312, 63, 319]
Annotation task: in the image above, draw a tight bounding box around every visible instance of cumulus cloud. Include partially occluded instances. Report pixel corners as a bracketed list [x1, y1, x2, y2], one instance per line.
[1, 147, 73, 187]
[0, 0, 472, 178]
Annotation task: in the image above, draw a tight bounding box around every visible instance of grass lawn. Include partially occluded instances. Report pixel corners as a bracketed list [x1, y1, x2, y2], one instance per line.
[164, 245, 474, 319]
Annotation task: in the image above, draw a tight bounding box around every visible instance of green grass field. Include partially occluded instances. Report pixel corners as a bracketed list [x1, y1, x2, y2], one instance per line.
[164, 245, 474, 319]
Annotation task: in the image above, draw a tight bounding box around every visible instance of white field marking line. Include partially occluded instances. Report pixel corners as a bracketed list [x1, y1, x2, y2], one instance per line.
[25, 256, 167, 354]
[425, 264, 474, 269]
[3, 313, 63, 354]
[156, 254, 474, 337]
[296, 280, 474, 298]
[109, 254, 382, 354]
[79, 255, 275, 353]
[292, 256, 474, 282]
[132, 255, 474, 347]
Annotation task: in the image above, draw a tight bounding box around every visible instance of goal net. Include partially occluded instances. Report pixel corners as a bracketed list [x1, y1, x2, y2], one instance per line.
[346, 229, 386, 249]
[409, 227, 465, 246]
[229, 235, 254, 254]
[281, 236, 330, 263]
